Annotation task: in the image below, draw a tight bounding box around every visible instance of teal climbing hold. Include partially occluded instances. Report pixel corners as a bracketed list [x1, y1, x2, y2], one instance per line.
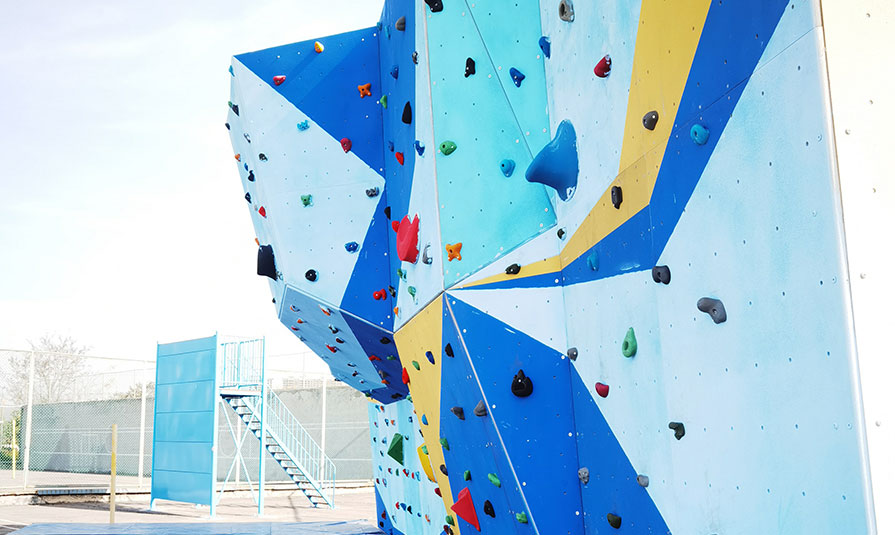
[525, 120, 579, 201]
[500, 159, 516, 177]
[463, 470, 471, 481]
[440, 437, 449, 450]
[516, 512, 528, 524]
[411, 360, 420, 370]
[301, 194, 313, 207]
[487, 473, 501, 487]
[440, 140, 457, 155]
[297, 120, 310, 131]
[690, 123, 710, 145]
[622, 327, 637, 358]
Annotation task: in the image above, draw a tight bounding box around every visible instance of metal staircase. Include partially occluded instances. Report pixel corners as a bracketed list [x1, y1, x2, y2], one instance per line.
[218, 338, 335, 509]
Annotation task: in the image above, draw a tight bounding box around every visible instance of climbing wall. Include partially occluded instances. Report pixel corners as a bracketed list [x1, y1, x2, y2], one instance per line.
[227, 0, 883, 532]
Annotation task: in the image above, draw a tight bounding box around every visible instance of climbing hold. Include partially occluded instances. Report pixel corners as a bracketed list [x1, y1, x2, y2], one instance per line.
[567, 347, 578, 361]
[515, 512, 528, 524]
[439, 437, 449, 450]
[392, 214, 420, 263]
[384, 206, 392, 219]
[446, 243, 462, 261]
[500, 159, 516, 177]
[314, 41, 324, 53]
[297, 120, 310, 131]
[450, 406, 465, 420]
[388, 286, 396, 298]
[444, 343, 454, 357]
[387, 433, 404, 465]
[642, 110, 659, 131]
[234, 154, 241, 162]
[411, 51, 419, 64]
[228, 65, 234, 76]
[305, 269, 318, 282]
[380, 336, 392, 345]
[421, 244, 433, 264]
[373, 289, 387, 300]
[329, 325, 339, 334]
[273, 75, 286, 86]
[340, 138, 352, 153]
[408, 286, 417, 299]
[609, 187, 624, 211]
[697, 297, 727, 324]
[396, 152, 405, 165]
[483, 500, 495, 518]
[539, 36, 551, 58]
[244, 133, 252, 144]
[473, 400, 487, 417]
[587, 251, 599, 271]
[465, 57, 476, 77]
[358, 83, 372, 98]
[557, 228, 566, 240]
[389, 141, 395, 153]
[257, 245, 277, 280]
[607, 513, 622, 529]
[463, 470, 471, 481]
[637, 474, 649, 487]
[651, 265, 672, 285]
[439, 141, 457, 155]
[395, 16, 406, 31]
[301, 194, 313, 207]
[366, 187, 380, 198]
[345, 242, 359, 253]
[450, 488, 480, 531]
[525, 119, 579, 201]
[245, 192, 252, 203]
[424, 0, 443, 13]
[690, 123, 710, 145]
[511, 369, 533, 397]
[445, 516, 455, 527]
[622, 328, 637, 357]
[418, 445, 436, 482]
[401, 368, 410, 385]
[487, 473, 501, 487]
[558, 0, 574, 21]
[439, 464, 448, 476]
[225, 122, 230, 130]
[593, 55, 611, 78]
[422, 414, 428, 425]
[258, 153, 268, 162]
[425, 350, 435, 364]
[594, 382, 609, 398]
[401, 102, 413, 125]
[247, 170, 255, 182]
[390, 65, 399, 79]
[411, 360, 420, 371]
[668, 421, 686, 440]
[509, 67, 525, 87]
[505, 263, 521, 275]
[578, 467, 589, 484]
[229, 102, 240, 116]
[414, 140, 425, 156]
[379, 95, 388, 108]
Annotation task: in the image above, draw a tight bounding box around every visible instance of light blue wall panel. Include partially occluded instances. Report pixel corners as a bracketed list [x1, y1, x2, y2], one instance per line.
[155, 381, 215, 414]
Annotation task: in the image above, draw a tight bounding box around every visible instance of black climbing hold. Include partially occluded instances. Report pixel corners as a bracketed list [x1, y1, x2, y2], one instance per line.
[388, 286, 396, 298]
[402, 102, 413, 124]
[247, 170, 255, 182]
[652, 265, 671, 285]
[258, 153, 268, 161]
[465, 57, 476, 77]
[225, 122, 230, 130]
[305, 269, 317, 282]
[230, 103, 240, 116]
[557, 228, 566, 239]
[411, 51, 419, 64]
[245, 192, 251, 203]
[329, 325, 339, 334]
[578, 467, 589, 484]
[335, 337, 345, 344]
[366, 187, 380, 198]
[473, 400, 488, 417]
[444, 343, 454, 357]
[450, 406, 465, 420]
[380, 337, 392, 345]
[567, 347, 578, 361]
[697, 297, 727, 324]
[439, 464, 448, 476]
[425, 0, 443, 13]
[395, 16, 406, 31]
[642, 110, 659, 131]
[257, 245, 277, 280]
[505, 263, 521, 275]
[558, 0, 574, 22]
[668, 421, 686, 440]
[384, 206, 391, 219]
[611, 185, 623, 209]
[607, 513, 622, 529]
[637, 474, 649, 487]
[483, 500, 495, 518]
[511, 369, 533, 397]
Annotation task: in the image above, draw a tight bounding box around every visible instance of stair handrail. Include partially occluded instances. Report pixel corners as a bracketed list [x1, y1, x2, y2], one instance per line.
[219, 338, 264, 389]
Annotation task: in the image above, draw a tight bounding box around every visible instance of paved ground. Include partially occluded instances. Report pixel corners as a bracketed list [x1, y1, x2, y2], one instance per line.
[0, 487, 377, 535]
[0, 470, 146, 494]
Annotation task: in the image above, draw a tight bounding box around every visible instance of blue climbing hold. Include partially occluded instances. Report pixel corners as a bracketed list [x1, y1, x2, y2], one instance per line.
[525, 119, 579, 201]
[388, 140, 394, 152]
[500, 159, 516, 177]
[390, 65, 399, 79]
[297, 120, 309, 131]
[421, 414, 428, 425]
[587, 251, 599, 271]
[539, 36, 551, 59]
[345, 241, 359, 253]
[228, 65, 234, 76]
[509, 67, 525, 87]
[414, 140, 425, 156]
[690, 123, 710, 145]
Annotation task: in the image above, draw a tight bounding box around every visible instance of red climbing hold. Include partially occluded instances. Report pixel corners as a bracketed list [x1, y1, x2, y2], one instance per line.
[373, 289, 387, 300]
[434, 488, 442, 497]
[392, 214, 420, 263]
[594, 55, 611, 78]
[273, 75, 286, 86]
[402, 367, 410, 385]
[450, 487, 481, 531]
[258, 206, 267, 217]
[595, 382, 610, 398]
[340, 138, 352, 153]
[396, 152, 405, 165]
[369, 355, 382, 361]
[326, 344, 337, 353]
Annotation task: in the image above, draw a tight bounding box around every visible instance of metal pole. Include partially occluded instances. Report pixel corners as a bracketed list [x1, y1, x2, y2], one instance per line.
[11, 419, 15, 480]
[319, 377, 327, 482]
[110, 424, 117, 524]
[138, 377, 147, 488]
[22, 352, 34, 489]
[257, 338, 266, 516]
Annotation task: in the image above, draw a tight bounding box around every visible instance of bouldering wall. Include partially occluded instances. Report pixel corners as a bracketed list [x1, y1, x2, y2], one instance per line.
[227, 0, 884, 532]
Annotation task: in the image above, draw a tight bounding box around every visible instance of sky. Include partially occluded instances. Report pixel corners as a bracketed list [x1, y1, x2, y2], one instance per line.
[0, 0, 382, 372]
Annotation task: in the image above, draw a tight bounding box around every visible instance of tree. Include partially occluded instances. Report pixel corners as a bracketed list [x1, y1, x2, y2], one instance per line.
[2, 334, 90, 405]
[116, 381, 154, 400]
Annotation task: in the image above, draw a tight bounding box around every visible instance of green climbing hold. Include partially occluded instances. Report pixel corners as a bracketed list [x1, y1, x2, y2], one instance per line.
[487, 473, 501, 487]
[301, 194, 313, 207]
[446, 515, 455, 526]
[516, 512, 528, 524]
[421, 444, 428, 455]
[380, 95, 388, 108]
[387, 433, 404, 465]
[439, 140, 457, 155]
[412, 360, 420, 370]
[622, 327, 637, 358]
[397, 268, 407, 280]
[408, 286, 417, 298]
[440, 437, 449, 450]
[463, 470, 471, 481]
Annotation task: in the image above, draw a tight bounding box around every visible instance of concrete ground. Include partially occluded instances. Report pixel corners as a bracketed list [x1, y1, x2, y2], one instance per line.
[0, 487, 377, 535]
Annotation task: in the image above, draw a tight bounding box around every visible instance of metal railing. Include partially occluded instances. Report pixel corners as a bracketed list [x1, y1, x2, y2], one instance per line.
[219, 339, 264, 390]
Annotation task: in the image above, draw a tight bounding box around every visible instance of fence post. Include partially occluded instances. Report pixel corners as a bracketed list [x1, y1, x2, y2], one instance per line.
[257, 338, 266, 516]
[138, 377, 147, 488]
[319, 377, 327, 482]
[110, 424, 117, 524]
[22, 351, 35, 489]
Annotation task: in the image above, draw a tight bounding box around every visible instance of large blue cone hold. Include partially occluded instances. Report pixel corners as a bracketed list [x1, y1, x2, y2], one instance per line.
[525, 120, 579, 201]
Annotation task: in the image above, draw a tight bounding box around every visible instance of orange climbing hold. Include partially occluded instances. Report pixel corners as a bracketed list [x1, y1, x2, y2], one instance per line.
[446, 243, 462, 261]
[314, 41, 324, 53]
[358, 83, 372, 98]
[450, 487, 480, 531]
[234, 154, 241, 161]
[273, 75, 286, 86]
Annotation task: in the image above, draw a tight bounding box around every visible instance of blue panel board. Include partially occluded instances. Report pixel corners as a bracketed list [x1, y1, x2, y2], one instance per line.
[342, 313, 409, 404]
[235, 28, 385, 176]
[446, 297, 583, 534]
